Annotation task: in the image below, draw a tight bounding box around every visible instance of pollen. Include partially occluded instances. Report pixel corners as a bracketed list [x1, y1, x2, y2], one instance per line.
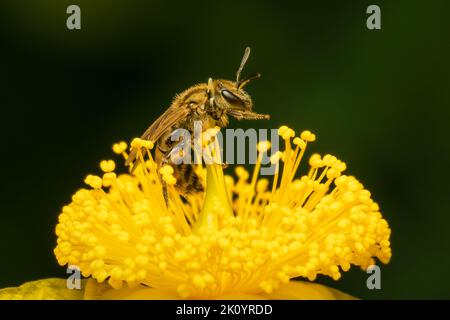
[54, 126, 392, 299]
[100, 160, 116, 173]
[112, 142, 128, 155]
[131, 138, 154, 150]
[257, 141, 271, 153]
[84, 175, 103, 189]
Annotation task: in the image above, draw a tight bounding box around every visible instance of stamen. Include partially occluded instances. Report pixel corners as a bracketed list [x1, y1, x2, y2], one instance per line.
[54, 126, 392, 299]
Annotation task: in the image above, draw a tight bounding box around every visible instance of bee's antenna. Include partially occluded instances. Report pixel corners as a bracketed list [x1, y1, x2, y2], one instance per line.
[236, 47, 251, 86]
[207, 78, 213, 95]
[237, 73, 261, 89]
[207, 77, 214, 106]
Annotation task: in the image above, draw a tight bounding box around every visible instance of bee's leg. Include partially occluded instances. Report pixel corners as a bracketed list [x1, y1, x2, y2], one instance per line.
[162, 181, 169, 204]
[160, 156, 171, 205]
[229, 110, 270, 121]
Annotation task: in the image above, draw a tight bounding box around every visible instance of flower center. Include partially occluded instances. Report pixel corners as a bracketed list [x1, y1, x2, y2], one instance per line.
[54, 126, 392, 299]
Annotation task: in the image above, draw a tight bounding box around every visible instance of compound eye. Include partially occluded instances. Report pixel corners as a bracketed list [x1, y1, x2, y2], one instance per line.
[221, 89, 244, 107]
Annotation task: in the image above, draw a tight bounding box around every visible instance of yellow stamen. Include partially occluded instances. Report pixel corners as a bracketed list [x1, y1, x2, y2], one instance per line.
[54, 126, 392, 299]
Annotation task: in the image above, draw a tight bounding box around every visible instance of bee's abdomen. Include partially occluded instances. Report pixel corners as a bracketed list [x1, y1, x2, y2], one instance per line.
[173, 164, 204, 195]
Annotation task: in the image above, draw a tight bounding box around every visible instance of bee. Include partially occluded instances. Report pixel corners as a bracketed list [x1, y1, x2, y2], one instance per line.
[126, 47, 270, 195]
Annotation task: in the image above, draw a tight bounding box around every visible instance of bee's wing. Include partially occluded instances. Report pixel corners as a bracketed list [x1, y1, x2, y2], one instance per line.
[126, 104, 191, 169]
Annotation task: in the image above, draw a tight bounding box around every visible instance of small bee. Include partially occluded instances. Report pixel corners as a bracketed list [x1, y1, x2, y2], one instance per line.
[126, 47, 269, 195]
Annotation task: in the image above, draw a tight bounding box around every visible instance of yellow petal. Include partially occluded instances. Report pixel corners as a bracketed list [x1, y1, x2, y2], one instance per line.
[84, 279, 180, 300]
[215, 293, 268, 300]
[83, 279, 355, 300]
[0, 278, 85, 300]
[261, 281, 357, 300]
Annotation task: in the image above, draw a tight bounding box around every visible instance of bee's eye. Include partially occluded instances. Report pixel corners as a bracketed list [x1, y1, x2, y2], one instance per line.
[221, 89, 244, 107]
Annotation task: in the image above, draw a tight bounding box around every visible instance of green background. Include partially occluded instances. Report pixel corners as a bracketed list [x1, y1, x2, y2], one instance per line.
[1, 0, 449, 299]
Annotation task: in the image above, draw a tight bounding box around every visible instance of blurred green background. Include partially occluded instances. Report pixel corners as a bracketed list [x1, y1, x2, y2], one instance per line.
[1, 0, 449, 299]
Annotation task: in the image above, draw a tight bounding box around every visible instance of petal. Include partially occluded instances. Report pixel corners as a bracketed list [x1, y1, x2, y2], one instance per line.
[0, 278, 85, 300]
[261, 281, 357, 300]
[84, 279, 180, 300]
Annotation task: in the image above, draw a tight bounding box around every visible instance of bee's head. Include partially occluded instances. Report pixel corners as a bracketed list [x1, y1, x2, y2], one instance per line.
[207, 47, 264, 117]
[210, 77, 256, 111]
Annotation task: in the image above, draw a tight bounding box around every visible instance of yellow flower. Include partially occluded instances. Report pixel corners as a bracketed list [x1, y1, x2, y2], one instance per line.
[0, 126, 391, 300]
